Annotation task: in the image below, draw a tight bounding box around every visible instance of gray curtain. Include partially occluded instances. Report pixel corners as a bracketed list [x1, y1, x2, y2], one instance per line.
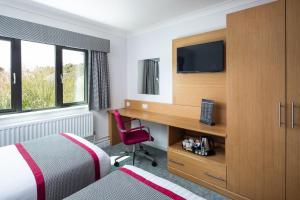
[142, 59, 159, 95]
[89, 51, 110, 111]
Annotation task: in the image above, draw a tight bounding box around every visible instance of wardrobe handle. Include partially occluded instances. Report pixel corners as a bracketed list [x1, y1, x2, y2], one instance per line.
[292, 102, 295, 129]
[279, 102, 285, 128]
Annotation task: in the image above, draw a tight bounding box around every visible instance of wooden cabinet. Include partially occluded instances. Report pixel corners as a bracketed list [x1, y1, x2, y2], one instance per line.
[168, 144, 226, 188]
[166, 125, 236, 197]
[286, 0, 300, 199]
[226, 1, 286, 200]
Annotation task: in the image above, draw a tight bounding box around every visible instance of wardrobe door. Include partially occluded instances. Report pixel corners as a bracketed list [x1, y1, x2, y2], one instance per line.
[226, 1, 286, 200]
[286, 0, 300, 199]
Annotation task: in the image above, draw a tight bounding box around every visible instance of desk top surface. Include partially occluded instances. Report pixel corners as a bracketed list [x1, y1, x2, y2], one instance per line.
[112, 108, 226, 138]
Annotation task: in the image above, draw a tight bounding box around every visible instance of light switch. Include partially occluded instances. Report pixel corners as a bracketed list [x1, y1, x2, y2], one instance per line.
[126, 101, 130, 107]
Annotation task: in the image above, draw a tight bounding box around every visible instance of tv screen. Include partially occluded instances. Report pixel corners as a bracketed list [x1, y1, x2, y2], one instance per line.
[177, 40, 224, 73]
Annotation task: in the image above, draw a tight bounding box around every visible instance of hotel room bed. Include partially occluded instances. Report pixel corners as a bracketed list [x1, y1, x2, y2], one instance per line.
[65, 165, 204, 200]
[0, 133, 111, 200]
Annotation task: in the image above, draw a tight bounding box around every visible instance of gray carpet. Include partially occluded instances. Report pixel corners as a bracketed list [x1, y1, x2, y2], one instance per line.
[102, 143, 228, 200]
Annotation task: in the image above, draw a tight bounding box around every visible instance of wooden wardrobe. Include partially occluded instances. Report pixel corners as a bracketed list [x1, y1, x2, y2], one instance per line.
[227, 0, 300, 199]
[286, 0, 300, 199]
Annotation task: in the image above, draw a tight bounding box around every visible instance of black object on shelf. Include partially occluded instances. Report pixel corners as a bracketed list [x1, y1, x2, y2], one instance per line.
[200, 99, 215, 126]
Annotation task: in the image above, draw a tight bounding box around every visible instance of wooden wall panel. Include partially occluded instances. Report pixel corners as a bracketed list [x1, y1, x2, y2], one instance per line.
[226, 1, 285, 200]
[172, 29, 226, 109]
[174, 85, 226, 107]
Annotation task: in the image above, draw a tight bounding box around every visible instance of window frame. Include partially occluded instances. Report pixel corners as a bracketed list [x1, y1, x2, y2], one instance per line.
[56, 46, 88, 108]
[0, 36, 21, 114]
[0, 37, 88, 115]
[20, 40, 57, 112]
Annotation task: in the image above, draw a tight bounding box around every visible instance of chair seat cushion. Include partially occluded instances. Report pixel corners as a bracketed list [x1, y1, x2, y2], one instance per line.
[124, 130, 154, 145]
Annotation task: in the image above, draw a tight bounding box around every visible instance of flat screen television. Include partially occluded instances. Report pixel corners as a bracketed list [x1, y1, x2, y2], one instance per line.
[177, 40, 224, 73]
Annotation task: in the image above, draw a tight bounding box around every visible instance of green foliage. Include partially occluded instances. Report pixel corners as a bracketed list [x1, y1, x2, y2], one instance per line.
[0, 69, 11, 109]
[22, 66, 56, 110]
[63, 63, 84, 104]
[0, 63, 84, 111]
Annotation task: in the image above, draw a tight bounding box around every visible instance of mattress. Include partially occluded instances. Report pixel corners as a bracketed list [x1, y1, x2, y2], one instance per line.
[65, 165, 204, 200]
[0, 133, 111, 200]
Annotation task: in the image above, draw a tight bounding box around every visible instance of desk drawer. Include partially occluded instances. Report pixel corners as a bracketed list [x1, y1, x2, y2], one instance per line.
[168, 149, 226, 188]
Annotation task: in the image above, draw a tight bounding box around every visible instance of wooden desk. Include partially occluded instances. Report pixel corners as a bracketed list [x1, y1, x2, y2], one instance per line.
[108, 108, 236, 198]
[108, 108, 226, 145]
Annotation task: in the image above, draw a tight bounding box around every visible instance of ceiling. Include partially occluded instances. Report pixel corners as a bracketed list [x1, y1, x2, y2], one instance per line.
[29, 0, 230, 32]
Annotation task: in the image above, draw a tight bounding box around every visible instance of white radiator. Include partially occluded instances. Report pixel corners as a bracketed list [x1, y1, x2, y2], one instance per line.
[0, 112, 93, 147]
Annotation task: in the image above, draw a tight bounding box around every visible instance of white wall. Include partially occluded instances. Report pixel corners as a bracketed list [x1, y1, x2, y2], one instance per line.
[126, 0, 273, 150]
[0, 0, 127, 142]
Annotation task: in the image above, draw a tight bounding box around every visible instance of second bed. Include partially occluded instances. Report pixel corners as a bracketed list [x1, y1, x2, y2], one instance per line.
[65, 165, 204, 200]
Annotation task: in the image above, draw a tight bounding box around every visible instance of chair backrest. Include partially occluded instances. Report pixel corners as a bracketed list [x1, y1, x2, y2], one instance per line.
[112, 110, 126, 142]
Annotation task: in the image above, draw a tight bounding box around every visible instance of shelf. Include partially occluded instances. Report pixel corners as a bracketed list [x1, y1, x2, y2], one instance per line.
[116, 108, 226, 138]
[168, 142, 226, 165]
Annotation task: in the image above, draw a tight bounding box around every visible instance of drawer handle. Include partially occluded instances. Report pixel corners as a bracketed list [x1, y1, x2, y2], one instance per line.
[169, 159, 184, 166]
[204, 172, 225, 182]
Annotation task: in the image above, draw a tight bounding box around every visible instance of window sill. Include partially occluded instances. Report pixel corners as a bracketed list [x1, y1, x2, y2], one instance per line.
[0, 105, 89, 122]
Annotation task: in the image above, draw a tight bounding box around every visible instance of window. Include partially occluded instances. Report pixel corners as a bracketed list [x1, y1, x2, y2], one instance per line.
[62, 49, 86, 104]
[0, 39, 11, 111]
[0, 38, 87, 114]
[21, 41, 56, 110]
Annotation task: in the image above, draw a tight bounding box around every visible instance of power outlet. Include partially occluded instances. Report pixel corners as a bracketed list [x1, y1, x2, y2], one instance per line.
[142, 103, 148, 109]
[126, 101, 130, 107]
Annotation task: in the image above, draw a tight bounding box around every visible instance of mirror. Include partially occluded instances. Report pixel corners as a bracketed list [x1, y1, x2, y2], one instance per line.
[137, 58, 159, 95]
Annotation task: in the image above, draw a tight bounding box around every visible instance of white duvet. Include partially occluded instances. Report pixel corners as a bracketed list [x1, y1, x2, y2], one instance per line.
[0, 133, 111, 200]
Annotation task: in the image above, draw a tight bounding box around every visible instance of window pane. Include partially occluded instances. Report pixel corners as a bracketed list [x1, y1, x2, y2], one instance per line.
[0, 40, 11, 110]
[62, 49, 85, 104]
[22, 41, 55, 110]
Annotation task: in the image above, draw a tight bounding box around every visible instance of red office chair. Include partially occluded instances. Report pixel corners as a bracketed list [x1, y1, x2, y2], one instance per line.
[113, 110, 157, 167]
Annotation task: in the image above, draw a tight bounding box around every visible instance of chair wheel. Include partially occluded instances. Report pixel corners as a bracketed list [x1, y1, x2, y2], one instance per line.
[145, 151, 150, 155]
[114, 162, 120, 167]
[152, 161, 157, 167]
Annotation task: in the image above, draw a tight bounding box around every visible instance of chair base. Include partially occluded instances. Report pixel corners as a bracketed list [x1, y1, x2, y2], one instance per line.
[113, 144, 157, 167]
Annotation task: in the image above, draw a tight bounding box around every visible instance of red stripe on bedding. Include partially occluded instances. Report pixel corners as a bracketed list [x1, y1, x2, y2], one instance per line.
[15, 143, 45, 200]
[119, 167, 186, 200]
[60, 133, 100, 180]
